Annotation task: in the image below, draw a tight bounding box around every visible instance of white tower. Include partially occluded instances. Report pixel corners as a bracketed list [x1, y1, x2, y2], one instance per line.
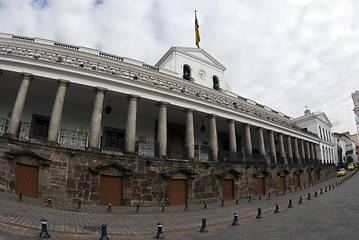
[352, 90, 359, 138]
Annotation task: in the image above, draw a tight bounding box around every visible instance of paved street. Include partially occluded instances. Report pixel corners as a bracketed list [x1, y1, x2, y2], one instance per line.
[0, 170, 356, 239]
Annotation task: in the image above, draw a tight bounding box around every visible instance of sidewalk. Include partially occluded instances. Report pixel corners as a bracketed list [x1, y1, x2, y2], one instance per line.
[0, 170, 355, 239]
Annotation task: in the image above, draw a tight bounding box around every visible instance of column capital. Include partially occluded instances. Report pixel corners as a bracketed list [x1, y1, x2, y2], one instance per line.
[94, 86, 107, 94]
[207, 114, 217, 119]
[226, 119, 236, 124]
[156, 101, 170, 107]
[183, 108, 195, 113]
[21, 72, 33, 81]
[57, 79, 70, 87]
[127, 94, 141, 101]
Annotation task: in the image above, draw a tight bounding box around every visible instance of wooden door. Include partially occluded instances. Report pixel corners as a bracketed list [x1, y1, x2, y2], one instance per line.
[167, 129, 184, 159]
[222, 179, 234, 200]
[15, 163, 39, 198]
[307, 172, 312, 184]
[295, 174, 300, 187]
[99, 175, 123, 206]
[279, 176, 286, 192]
[256, 177, 265, 196]
[170, 179, 187, 205]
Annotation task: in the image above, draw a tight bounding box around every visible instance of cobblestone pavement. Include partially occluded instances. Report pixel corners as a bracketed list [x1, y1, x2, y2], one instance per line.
[0, 170, 355, 239]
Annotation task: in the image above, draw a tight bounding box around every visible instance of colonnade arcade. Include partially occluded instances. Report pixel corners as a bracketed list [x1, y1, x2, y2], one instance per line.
[0, 71, 321, 165]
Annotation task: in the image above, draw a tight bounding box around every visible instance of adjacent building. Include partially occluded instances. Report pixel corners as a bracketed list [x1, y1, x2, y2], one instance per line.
[294, 109, 335, 164]
[0, 33, 334, 206]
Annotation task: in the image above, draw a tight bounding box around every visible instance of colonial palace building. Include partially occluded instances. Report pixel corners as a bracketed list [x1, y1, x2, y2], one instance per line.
[0, 33, 335, 206]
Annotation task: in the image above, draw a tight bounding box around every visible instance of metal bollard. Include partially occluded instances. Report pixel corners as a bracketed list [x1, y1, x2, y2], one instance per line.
[184, 203, 188, 211]
[18, 193, 23, 202]
[221, 199, 224, 206]
[276, 192, 279, 196]
[155, 222, 165, 239]
[204, 201, 207, 209]
[314, 191, 318, 197]
[274, 203, 279, 213]
[307, 193, 311, 200]
[256, 208, 262, 219]
[248, 196, 251, 202]
[235, 199, 239, 205]
[325, 187, 327, 192]
[299, 196, 303, 204]
[259, 195, 262, 200]
[39, 218, 50, 238]
[107, 203, 112, 212]
[199, 218, 208, 232]
[99, 224, 109, 240]
[161, 204, 166, 212]
[136, 204, 140, 213]
[268, 193, 271, 199]
[320, 188, 323, 194]
[47, 198, 52, 207]
[77, 199, 82, 211]
[288, 199, 293, 208]
[232, 213, 239, 226]
[329, 185, 331, 190]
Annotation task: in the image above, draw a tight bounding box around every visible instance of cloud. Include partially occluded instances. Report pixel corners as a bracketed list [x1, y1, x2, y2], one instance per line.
[0, 0, 358, 134]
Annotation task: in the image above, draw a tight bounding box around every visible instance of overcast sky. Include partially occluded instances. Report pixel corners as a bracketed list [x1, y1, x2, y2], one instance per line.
[0, 0, 358, 135]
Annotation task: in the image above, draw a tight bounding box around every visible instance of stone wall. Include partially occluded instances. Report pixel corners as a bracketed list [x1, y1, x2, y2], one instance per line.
[0, 136, 335, 207]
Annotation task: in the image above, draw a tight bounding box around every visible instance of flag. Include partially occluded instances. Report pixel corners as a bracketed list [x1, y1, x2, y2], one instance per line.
[195, 11, 200, 48]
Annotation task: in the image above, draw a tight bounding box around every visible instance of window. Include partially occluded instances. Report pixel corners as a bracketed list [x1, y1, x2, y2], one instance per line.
[319, 126, 322, 139]
[30, 114, 50, 141]
[213, 75, 220, 90]
[102, 126, 125, 151]
[183, 65, 191, 80]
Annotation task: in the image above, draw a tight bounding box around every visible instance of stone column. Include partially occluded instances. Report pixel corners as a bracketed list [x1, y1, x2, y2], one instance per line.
[47, 79, 70, 143]
[287, 135, 293, 161]
[310, 143, 315, 161]
[89, 87, 107, 149]
[125, 94, 140, 153]
[228, 119, 237, 153]
[300, 139, 306, 162]
[258, 127, 265, 156]
[306, 141, 311, 161]
[244, 123, 252, 155]
[279, 133, 286, 158]
[157, 102, 169, 157]
[293, 138, 300, 162]
[269, 130, 276, 163]
[208, 114, 218, 161]
[185, 108, 195, 159]
[8, 72, 33, 137]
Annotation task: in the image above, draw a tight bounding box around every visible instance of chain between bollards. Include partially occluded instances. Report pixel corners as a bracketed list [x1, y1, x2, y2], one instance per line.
[99, 224, 110, 240]
[199, 218, 208, 232]
[155, 222, 165, 239]
[39, 218, 50, 238]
